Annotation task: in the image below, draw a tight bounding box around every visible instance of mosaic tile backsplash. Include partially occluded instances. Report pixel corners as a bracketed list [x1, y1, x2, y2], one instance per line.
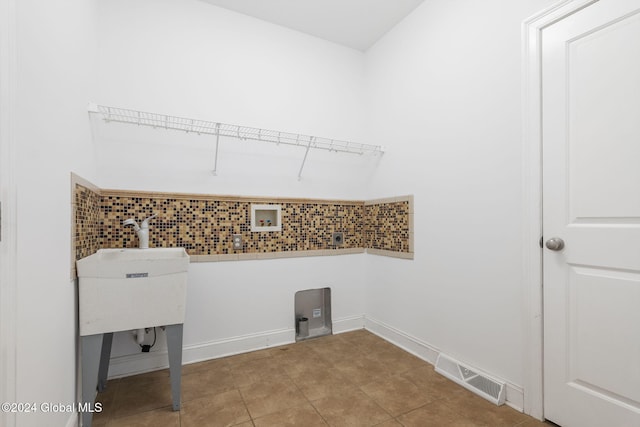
[101, 196, 363, 255]
[73, 181, 411, 263]
[75, 184, 103, 261]
[365, 201, 411, 253]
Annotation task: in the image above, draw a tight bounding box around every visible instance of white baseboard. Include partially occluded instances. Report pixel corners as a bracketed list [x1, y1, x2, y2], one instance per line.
[107, 327, 293, 378]
[504, 385, 525, 412]
[183, 328, 294, 367]
[65, 413, 78, 427]
[107, 315, 365, 378]
[332, 315, 365, 333]
[364, 316, 524, 412]
[364, 316, 440, 364]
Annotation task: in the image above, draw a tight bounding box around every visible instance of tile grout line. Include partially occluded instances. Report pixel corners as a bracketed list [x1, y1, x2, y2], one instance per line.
[288, 367, 331, 426]
[298, 337, 348, 426]
[235, 380, 253, 425]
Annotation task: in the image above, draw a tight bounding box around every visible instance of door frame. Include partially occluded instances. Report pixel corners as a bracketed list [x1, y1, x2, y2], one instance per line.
[0, 0, 17, 425]
[521, 0, 600, 420]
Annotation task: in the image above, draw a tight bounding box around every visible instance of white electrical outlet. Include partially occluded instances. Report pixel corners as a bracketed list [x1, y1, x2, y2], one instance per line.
[312, 308, 322, 318]
[232, 234, 242, 249]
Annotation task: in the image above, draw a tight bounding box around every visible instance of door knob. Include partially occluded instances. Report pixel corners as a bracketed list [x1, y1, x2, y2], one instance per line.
[545, 238, 565, 251]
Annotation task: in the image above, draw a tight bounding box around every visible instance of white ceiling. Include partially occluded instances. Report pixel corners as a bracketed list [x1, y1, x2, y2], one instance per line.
[199, 0, 425, 51]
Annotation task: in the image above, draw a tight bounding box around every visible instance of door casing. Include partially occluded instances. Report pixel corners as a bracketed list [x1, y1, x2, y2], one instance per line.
[0, 1, 17, 426]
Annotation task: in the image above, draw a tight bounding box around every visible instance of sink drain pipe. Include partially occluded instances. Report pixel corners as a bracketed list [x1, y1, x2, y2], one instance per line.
[133, 328, 146, 345]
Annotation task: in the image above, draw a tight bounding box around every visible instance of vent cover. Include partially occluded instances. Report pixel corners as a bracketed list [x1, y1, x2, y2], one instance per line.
[434, 353, 506, 405]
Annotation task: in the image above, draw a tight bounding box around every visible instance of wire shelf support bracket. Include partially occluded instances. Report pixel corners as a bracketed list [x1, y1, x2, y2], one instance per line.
[298, 136, 314, 181]
[87, 103, 384, 178]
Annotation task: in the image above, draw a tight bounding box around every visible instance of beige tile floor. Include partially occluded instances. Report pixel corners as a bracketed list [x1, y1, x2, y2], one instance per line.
[92, 330, 554, 427]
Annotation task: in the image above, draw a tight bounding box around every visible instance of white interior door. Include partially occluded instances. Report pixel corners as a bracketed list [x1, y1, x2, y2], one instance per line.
[542, 1, 640, 426]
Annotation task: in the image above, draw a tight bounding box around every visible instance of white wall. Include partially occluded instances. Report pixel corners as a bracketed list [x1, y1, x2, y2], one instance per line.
[93, 0, 370, 370]
[14, 0, 98, 426]
[94, 0, 374, 199]
[364, 0, 555, 396]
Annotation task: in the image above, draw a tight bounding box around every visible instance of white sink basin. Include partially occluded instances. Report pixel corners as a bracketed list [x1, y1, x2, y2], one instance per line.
[76, 248, 190, 336]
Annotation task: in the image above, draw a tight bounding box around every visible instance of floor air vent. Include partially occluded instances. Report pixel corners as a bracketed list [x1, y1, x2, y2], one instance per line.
[434, 353, 506, 405]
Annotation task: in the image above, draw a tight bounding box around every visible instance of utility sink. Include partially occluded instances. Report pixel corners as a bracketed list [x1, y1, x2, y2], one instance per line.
[76, 248, 190, 336]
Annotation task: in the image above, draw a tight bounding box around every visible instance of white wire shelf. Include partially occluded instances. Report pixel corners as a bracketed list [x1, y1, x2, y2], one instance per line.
[88, 103, 384, 179]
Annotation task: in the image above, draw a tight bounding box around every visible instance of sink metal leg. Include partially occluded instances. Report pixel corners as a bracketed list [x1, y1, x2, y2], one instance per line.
[97, 332, 113, 392]
[81, 334, 103, 427]
[165, 324, 183, 411]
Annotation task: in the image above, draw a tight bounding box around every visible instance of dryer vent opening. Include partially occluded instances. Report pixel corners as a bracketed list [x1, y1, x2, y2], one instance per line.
[295, 287, 332, 341]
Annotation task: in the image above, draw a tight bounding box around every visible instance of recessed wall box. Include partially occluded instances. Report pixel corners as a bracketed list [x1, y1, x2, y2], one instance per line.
[332, 232, 344, 246]
[295, 288, 332, 341]
[251, 204, 282, 232]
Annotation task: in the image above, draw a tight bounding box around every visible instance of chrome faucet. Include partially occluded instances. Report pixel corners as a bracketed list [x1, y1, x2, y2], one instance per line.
[123, 214, 157, 249]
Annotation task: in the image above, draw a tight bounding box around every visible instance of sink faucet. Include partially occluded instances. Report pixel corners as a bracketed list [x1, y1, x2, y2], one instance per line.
[123, 214, 157, 249]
